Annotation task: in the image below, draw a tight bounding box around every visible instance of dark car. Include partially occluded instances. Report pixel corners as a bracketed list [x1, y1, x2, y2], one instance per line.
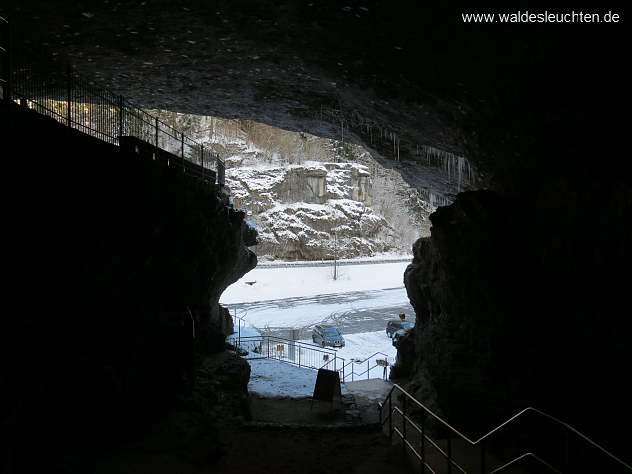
[312, 325, 345, 348]
[386, 320, 414, 338]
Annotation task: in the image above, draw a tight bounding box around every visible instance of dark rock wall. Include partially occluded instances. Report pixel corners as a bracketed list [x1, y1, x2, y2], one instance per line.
[1, 103, 256, 472]
[395, 10, 631, 460]
[401, 184, 632, 449]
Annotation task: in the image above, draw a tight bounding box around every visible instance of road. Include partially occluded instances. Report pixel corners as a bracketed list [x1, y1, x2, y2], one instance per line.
[224, 287, 415, 339]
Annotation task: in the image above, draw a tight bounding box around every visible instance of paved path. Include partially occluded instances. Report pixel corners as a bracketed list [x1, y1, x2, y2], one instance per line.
[225, 287, 415, 338]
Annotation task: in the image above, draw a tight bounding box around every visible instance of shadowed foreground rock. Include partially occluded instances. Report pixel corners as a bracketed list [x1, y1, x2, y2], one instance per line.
[401, 188, 632, 457]
[2, 103, 256, 473]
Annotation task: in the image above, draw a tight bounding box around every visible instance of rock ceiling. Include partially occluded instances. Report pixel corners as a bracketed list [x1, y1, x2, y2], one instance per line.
[4, 1, 628, 194]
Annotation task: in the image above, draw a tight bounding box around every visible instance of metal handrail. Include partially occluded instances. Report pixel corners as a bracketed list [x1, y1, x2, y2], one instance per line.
[489, 452, 561, 474]
[378, 383, 632, 472]
[2, 16, 224, 182]
[340, 351, 390, 382]
[233, 334, 345, 377]
[342, 351, 390, 369]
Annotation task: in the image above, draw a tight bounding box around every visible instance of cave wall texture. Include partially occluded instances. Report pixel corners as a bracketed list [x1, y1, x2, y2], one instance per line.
[2, 0, 631, 466]
[1, 104, 256, 472]
[397, 17, 631, 459]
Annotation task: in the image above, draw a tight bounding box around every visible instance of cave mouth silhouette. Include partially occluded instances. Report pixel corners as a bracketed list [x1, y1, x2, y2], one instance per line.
[2, 2, 630, 472]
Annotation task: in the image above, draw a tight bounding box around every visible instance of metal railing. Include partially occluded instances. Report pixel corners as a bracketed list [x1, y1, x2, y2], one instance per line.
[233, 334, 345, 377]
[0, 17, 225, 186]
[378, 384, 632, 473]
[340, 352, 391, 382]
[0, 15, 8, 101]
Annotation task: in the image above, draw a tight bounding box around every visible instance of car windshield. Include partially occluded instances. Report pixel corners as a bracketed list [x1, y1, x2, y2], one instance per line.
[323, 328, 340, 336]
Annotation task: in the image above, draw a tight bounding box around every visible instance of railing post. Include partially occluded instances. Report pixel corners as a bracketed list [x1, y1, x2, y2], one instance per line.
[66, 65, 71, 127]
[216, 154, 225, 186]
[298, 346, 301, 367]
[388, 393, 393, 443]
[447, 437, 452, 474]
[402, 396, 407, 457]
[155, 117, 159, 150]
[200, 145, 205, 180]
[118, 95, 123, 140]
[367, 359, 370, 380]
[2, 17, 12, 104]
[564, 431, 570, 473]
[421, 415, 425, 474]
[181, 132, 184, 158]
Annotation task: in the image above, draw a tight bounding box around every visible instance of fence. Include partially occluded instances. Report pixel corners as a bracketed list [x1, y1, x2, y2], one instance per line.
[339, 352, 391, 382]
[234, 334, 344, 375]
[0, 17, 224, 186]
[0, 16, 8, 101]
[230, 330, 395, 384]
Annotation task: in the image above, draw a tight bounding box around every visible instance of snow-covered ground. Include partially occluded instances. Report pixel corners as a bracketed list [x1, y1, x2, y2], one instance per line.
[224, 260, 410, 396]
[241, 330, 396, 396]
[220, 260, 410, 303]
[247, 358, 350, 398]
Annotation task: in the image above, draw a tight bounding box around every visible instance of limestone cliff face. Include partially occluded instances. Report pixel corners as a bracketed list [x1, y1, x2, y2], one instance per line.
[228, 161, 394, 260]
[3, 104, 256, 472]
[401, 187, 632, 443]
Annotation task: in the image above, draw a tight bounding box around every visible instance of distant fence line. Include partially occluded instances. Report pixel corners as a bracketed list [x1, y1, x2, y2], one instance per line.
[0, 17, 225, 186]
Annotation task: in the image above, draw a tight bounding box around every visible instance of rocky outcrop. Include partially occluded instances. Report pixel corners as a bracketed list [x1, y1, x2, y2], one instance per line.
[254, 198, 389, 260]
[401, 186, 632, 443]
[228, 161, 396, 260]
[3, 104, 257, 473]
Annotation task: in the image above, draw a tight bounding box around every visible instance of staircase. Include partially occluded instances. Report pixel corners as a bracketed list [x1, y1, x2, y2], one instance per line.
[377, 384, 632, 473]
